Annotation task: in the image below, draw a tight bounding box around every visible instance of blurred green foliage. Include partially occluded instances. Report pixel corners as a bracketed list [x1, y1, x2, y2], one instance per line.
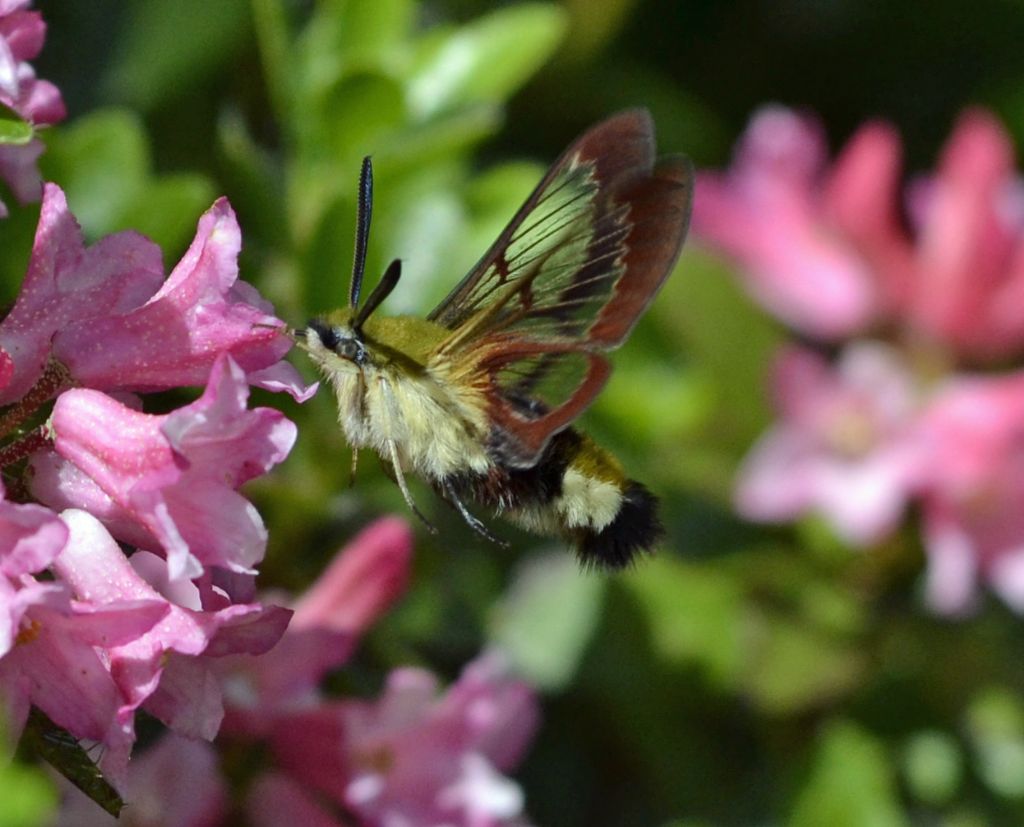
[2, 0, 1024, 824]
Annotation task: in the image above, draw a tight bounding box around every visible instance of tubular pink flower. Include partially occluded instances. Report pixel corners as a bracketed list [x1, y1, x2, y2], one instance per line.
[0, 492, 168, 788]
[917, 372, 1024, 613]
[54, 733, 228, 827]
[31, 354, 297, 581]
[702, 105, 1024, 362]
[269, 654, 538, 827]
[905, 109, 1024, 359]
[736, 343, 927, 546]
[0, 2, 65, 214]
[54, 509, 291, 740]
[0, 184, 164, 404]
[824, 121, 915, 312]
[291, 517, 413, 637]
[693, 106, 880, 339]
[0, 590, 167, 777]
[220, 518, 413, 737]
[50, 197, 299, 394]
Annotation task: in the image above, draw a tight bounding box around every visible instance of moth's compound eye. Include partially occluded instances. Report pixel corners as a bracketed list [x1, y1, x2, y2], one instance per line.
[307, 320, 342, 352]
[320, 327, 341, 351]
[337, 337, 368, 364]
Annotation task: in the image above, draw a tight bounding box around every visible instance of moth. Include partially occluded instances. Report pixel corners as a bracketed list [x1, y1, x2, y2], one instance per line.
[296, 109, 693, 568]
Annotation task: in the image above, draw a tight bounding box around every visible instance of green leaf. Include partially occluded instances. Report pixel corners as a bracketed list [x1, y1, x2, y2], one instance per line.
[0, 107, 33, 146]
[488, 552, 607, 690]
[789, 720, 907, 827]
[332, 0, 414, 64]
[40, 108, 215, 253]
[0, 761, 57, 827]
[407, 4, 568, 117]
[966, 687, 1024, 799]
[903, 730, 963, 805]
[102, 0, 251, 109]
[625, 557, 745, 688]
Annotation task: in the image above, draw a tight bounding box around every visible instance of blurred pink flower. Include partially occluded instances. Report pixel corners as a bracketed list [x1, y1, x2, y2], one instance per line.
[693, 106, 884, 339]
[917, 373, 1024, 614]
[31, 354, 297, 581]
[246, 773, 350, 827]
[0, 1, 64, 216]
[697, 105, 1024, 363]
[736, 343, 926, 546]
[903, 110, 1024, 360]
[55, 733, 228, 827]
[220, 518, 414, 737]
[269, 655, 538, 827]
[706, 104, 1024, 614]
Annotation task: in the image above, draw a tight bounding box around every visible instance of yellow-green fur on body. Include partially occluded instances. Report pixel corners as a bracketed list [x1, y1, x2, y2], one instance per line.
[304, 310, 492, 481]
[300, 311, 661, 567]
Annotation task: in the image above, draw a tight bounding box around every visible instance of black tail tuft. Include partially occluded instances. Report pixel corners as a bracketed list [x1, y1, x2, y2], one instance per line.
[576, 481, 663, 570]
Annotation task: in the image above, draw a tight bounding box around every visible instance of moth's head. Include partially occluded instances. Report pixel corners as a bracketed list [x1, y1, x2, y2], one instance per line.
[299, 313, 370, 371]
[296, 155, 403, 375]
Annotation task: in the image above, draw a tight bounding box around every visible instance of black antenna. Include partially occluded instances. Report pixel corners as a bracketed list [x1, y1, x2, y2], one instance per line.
[354, 258, 402, 330]
[349, 156, 373, 309]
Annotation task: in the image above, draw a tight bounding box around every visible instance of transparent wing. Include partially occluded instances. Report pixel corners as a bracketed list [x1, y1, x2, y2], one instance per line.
[430, 111, 693, 465]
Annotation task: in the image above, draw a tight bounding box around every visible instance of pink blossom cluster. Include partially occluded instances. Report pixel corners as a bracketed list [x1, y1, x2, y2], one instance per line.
[0, 183, 540, 823]
[695, 106, 1024, 614]
[0, 184, 309, 790]
[0, 0, 65, 216]
[55, 520, 540, 827]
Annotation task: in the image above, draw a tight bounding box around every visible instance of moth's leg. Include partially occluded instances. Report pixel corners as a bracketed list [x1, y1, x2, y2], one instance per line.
[384, 437, 437, 533]
[441, 479, 509, 547]
[349, 372, 364, 487]
[379, 377, 437, 534]
[349, 446, 359, 488]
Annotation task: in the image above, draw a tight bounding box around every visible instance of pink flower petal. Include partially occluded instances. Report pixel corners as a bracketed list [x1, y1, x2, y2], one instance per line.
[736, 343, 926, 546]
[247, 773, 347, 827]
[693, 107, 879, 339]
[0, 184, 163, 403]
[291, 517, 413, 637]
[53, 198, 293, 392]
[37, 355, 297, 580]
[0, 498, 67, 577]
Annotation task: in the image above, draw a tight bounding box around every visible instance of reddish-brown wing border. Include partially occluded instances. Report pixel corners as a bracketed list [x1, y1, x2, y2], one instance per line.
[428, 109, 660, 331]
[432, 111, 693, 466]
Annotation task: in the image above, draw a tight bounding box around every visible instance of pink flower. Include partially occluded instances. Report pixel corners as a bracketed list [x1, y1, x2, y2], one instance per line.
[697, 106, 1024, 362]
[312, 654, 538, 827]
[903, 110, 1024, 360]
[0, 1, 65, 215]
[49, 196, 305, 397]
[55, 509, 291, 740]
[54, 733, 228, 827]
[220, 518, 414, 737]
[917, 373, 1024, 614]
[736, 343, 927, 546]
[0, 1, 64, 125]
[0, 501, 169, 787]
[0, 184, 164, 404]
[31, 354, 297, 581]
[693, 106, 885, 339]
